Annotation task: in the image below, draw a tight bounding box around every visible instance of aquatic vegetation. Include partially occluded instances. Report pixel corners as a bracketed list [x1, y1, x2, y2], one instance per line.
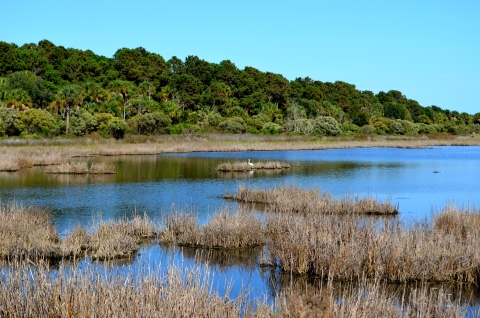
[225, 185, 398, 215]
[159, 208, 264, 249]
[45, 162, 89, 174]
[89, 162, 116, 174]
[216, 160, 290, 172]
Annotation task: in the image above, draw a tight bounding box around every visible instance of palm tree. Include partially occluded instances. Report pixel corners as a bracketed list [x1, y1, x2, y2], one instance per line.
[108, 80, 137, 120]
[56, 85, 82, 134]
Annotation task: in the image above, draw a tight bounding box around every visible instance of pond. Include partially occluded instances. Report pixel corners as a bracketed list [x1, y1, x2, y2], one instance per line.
[1, 146, 480, 311]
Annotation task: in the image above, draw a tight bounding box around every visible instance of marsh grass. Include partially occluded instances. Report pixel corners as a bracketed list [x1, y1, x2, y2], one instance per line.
[159, 208, 264, 249]
[226, 185, 398, 215]
[0, 261, 248, 318]
[264, 206, 480, 284]
[0, 203, 61, 261]
[89, 162, 116, 174]
[0, 204, 156, 262]
[216, 161, 290, 172]
[45, 162, 89, 174]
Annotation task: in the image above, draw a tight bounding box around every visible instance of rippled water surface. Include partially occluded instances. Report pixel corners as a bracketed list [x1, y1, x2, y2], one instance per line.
[1, 146, 480, 308]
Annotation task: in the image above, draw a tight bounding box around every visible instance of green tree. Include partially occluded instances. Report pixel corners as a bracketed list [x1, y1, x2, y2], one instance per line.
[18, 109, 55, 135]
[108, 119, 127, 139]
[107, 80, 137, 120]
[55, 85, 82, 134]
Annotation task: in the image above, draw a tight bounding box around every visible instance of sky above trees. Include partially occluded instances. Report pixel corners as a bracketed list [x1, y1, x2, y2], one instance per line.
[2, 0, 479, 114]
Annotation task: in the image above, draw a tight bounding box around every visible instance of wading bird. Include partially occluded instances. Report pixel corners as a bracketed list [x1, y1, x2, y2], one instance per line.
[248, 159, 254, 167]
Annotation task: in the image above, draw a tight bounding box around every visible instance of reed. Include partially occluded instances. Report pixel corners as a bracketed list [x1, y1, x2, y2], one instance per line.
[264, 206, 480, 284]
[216, 161, 290, 172]
[89, 162, 116, 174]
[0, 203, 61, 261]
[45, 162, 89, 174]
[0, 261, 247, 317]
[159, 208, 265, 249]
[226, 185, 398, 215]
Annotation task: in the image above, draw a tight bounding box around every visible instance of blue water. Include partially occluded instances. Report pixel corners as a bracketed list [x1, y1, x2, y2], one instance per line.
[1, 146, 480, 310]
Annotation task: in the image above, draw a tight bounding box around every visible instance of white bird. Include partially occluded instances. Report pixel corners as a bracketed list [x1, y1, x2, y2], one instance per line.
[248, 159, 254, 167]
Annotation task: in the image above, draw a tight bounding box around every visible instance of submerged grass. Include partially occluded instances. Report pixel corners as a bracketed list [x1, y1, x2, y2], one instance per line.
[226, 185, 398, 215]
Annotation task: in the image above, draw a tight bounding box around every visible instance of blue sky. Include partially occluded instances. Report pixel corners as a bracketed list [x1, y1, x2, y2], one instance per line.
[2, 0, 479, 114]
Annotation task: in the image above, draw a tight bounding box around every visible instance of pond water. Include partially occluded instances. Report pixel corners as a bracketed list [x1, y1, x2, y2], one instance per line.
[1, 146, 480, 311]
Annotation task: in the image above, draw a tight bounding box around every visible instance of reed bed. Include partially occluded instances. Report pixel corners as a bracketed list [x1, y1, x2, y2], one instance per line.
[45, 162, 89, 174]
[0, 261, 248, 318]
[89, 162, 116, 174]
[226, 185, 398, 215]
[0, 203, 61, 261]
[264, 205, 480, 284]
[216, 161, 290, 172]
[0, 203, 156, 261]
[159, 208, 265, 248]
[278, 279, 465, 318]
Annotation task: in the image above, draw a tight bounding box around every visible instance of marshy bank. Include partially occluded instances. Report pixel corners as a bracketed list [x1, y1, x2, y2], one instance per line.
[216, 160, 290, 172]
[2, 133, 480, 172]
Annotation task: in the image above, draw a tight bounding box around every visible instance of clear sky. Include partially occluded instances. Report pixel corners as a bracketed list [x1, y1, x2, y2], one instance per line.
[2, 0, 479, 114]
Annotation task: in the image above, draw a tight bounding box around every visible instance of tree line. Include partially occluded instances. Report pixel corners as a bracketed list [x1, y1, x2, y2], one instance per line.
[0, 39, 478, 138]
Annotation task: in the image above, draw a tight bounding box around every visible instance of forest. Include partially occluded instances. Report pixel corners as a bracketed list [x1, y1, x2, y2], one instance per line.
[1, 39, 479, 139]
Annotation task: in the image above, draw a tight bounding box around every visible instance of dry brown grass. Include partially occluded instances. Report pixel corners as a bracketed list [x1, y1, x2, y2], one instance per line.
[0, 262, 247, 318]
[45, 162, 89, 174]
[264, 206, 480, 284]
[89, 162, 116, 174]
[226, 185, 398, 215]
[216, 161, 290, 172]
[159, 208, 265, 249]
[0, 203, 61, 261]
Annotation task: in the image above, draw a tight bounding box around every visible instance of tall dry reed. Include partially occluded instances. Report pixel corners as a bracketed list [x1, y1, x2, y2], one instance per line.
[89, 162, 116, 174]
[159, 208, 264, 248]
[226, 185, 398, 215]
[45, 162, 89, 174]
[264, 205, 480, 284]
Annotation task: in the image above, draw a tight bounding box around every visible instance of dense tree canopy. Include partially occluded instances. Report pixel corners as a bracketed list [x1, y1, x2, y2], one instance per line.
[0, 40, 475, 138]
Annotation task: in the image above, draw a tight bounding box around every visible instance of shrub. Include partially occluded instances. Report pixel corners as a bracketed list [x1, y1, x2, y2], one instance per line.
[136, 112, 172, 135]
[94, 113, 115, 135]
[397, 119, 415, 135]
[416, 123, 438, 135]
[339, 123, 359, 133]
[0, 107, 23, 136]
[108, 119, 127, 139]
[69, 115, 87, 136]
[18, 109, 55, 136]
[218, 117, 246, 134]
[261, 122, 283, 135]
[389, 121, 404, 134]
[312, 116, 341, 136]
[0, 120, 4, 137]
[168, 123, 201, 134]
[359, 125, 374, 135]
[206, 112, 222, 127]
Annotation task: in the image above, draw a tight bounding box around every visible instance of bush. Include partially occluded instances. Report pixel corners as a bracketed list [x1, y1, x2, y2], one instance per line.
[218, 117, 246, 134]
[284, 118, 314, 135]
[18, 109, 55, 136]
[397, 120, 416, 135]
[0, 107, 23, 136]
[389, 121, 404, 134]
[339, 123, 359, 133]
[206, 112, 222, 127]
[69, 115, 87, 136]
[312, 116, 341, 136]
[0, 120, 5, 137]
[261, 122, 283, 135]
[359, 125, 374, 135]
[416, 123, 438, 135]
[108, 119, 127, 139]
[94, 113, 115, 136]
[168, 123, 201, 135]
[136, 112, 172, 135]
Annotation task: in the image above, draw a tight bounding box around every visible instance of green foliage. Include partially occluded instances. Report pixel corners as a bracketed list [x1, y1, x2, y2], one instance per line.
[261, 122, 283, 135]
[0, 119, 5, 137]
[136, 112, 172, 135]
[218, 117, 246, 134]
[339, 123, 359, 133]
[384, 102, 409, 120]
[206, 112, 222, 127]
[0, 107, 23, 135]
[94, 113, 115, 135]
[397, 120, 416, 135]
[349, 111, 370, 127]
[69, 115, 87, 136]
[312, 116, 341, 136]
[389, 121, 405, 135]
[416, 123, 438, 135]
[168, 123, 201, 134]
[108, 119, 127, 139]
[18, 109, 55, 136]
[359, 125, 374, 135]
